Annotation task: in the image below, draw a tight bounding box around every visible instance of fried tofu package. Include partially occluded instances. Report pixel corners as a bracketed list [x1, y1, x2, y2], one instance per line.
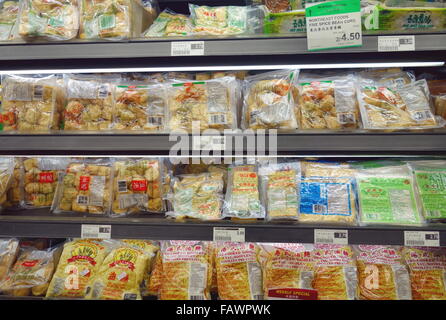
[214, 242, 263, 300]
[167, 76, 238, 132]
[403, 246, 446, 300]
[243, 70, 299, 131]
[0, 157, 14, 211]
[0, 238, 19, 285]
[46, 239, 115, 299]
[223, 163, 265, 219]
[159, 241, 212, 300]
[260, 243, 316, 300]
[4, 158, 22, 210]
[18, 0, 79, 41]
[143, 8, 193, 37]
[144, 249, 162, 296]
[22, 157, 70, 209]
[52, 159, 113, 215]
[427, 79, 446, 119]
[259, 161, 300, 221]
[111, 158, 164, 216]
[312, 244, 358, 300]
[0, 0, 19, 41]
[354, 245, 412, 300]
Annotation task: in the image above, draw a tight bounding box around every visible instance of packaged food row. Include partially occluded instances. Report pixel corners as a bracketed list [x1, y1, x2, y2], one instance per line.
[1, 69, 445, 133]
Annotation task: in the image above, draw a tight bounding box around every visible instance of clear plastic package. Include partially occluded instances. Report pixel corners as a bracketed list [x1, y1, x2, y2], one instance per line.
[0, 0, 19, 41]
[0, 157, 14, 211]
[18, 0, 79, 41]
[259, 161, 300, 221]
[243, 70, 299, 130]
[145, 249, 162, 296]
[427, 79, 446, 119]
[355, 245, 412, 300]
[111, 158, 164, 216]
[0, 238, 19, 284]
[4, 158, 22, 209]
[143, 8, 192, 37]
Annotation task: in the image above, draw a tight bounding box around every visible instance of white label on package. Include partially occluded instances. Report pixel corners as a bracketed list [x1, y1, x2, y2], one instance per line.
[306, 0, 362, 51]
[81, 224, 112, 239]
[314, 229, 348, 244]
[404, 231, 440, 247]
[192, 135, 226, 151]
[213, 227, 246, 242]
[171, 41, 205, 56]
[378, 36, 415, 52]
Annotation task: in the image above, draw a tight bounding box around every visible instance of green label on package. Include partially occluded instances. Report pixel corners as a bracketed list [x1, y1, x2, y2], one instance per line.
[415, 171, 446, 219]
[358, 177, 420, 224]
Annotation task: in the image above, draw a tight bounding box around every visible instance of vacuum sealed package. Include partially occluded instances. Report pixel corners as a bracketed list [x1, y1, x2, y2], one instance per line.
[145, 250, 162, 296]
[63, 75, 115, 131]
[259, 161, 300, 221]
[243, 70, 299, 130]
[46, 239, 114, 299]
[260, 243, 316, 300]
[0, 0, 19, 41]
[355, 245, 412, 300]
[264, 10, 307, 34]
[0, 238, 19, 284]
[18, 0, 79, 41]
[312, 244, 358, 300]
[167, 76, 238, 132]
[0, 157, 14, 210]
[0, 246, 59, 297]
[114, 84, 167, 131]
[427, 79, 446, 119]
[143, 9, 192, 37]
[410, 160, 446, 221]
[403, 246, 446, 300]
[111, 158, 164, 216]
[159, 241, 212, 300]
[1, 74, 60, 132]
[215, 242, 263, 300]
[22, 157, 70, 208]
[223, 163, 264, 219]
[356, 165, 423, 225]
[52, 159, 113, 215]
[4, 158, 22, 209]
[167, 172, 224, 221]
[297, 75, 360, 130]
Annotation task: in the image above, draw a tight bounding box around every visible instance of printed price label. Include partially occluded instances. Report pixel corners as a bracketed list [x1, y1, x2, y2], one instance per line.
[314, 229, 348, 244]
[171, 41, 205, 56]
[378, 36, 415, 52]
[81, 225, 112, 239]
[404, 231, 440, 247]
[192, 135, 226, 151]
[213, 227, 245, 242]
[306, 0, 362, 51]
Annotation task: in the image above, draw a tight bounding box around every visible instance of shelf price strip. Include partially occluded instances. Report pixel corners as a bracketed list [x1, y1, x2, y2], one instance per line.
[314, 229, 348, 244]
[81, 224, 112, 239]
[378, 35, 415, 52]
[404, 231, 440, 247]
[171, 41, 205, 56]
[213, 227, 246, 242]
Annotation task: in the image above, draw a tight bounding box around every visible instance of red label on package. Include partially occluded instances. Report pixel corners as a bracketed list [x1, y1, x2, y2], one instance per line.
[22, 260, 39, 268]
[79, 176, 91, 191]
[131, 180, 147, 191]
[39, 172, 54, 183]
[268, 288, 318, 300]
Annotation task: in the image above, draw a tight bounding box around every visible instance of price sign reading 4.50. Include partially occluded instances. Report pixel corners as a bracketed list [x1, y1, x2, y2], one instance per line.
[337, 32, 361, 43]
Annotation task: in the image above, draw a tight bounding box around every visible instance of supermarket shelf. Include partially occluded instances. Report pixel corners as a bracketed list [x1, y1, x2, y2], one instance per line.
[1, 210, 446, 245]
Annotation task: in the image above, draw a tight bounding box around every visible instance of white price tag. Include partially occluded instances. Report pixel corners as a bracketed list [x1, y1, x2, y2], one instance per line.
[213, 227, 245, 242]
[314, 229, 348, 244]
[81, 224, 112, 239]
[306, 0, 362, 51]
[404, 231, 440, 247]
[192, 135, 226, 151]
[378, 36, 415, 52]
[171, 41, 205, 56]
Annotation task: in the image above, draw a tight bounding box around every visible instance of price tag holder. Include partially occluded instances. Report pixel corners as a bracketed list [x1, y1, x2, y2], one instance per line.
[378, 35, 415, 52]
[404, 231, 440, 247]
[192, 135, 226, 151]
[213, 227, 245, 242]
[81, 224, 112, 239]
[314, 229, 348, 244]
[171, 41, 205, 56]
[306, 0, 362, 51]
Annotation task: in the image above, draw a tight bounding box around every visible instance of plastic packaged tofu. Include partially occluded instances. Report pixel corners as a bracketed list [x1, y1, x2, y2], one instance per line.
[143, 8, 193, 37]
[4, 158, 22, 209]
[264, 10, 306, 34]
[0, 157, 14, 211]
[0, 0, 19, 41]
[0, 238, 19, 285]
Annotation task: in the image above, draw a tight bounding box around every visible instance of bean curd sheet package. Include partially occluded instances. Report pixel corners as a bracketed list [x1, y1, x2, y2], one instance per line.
[403, 246, 446, 300]
[0, 157, 14, 210]
[167, 77, 238, 132]
[259, 161, 300, 221]
[159, 241, 212, 300]
[189, 5, 250, 35]
[22, 157, 70, 208]
[356, 165, 423, 226]
[243, 70, 299, 130]
[0, 238, 19, 285]
[168, 172, 224, 221]
[215, 242, 263, 300]
[355, 245, 412, 300]
[46, 239, 114, 299]
[0, 0, 19, 41]
[112, 158, 163, 216]
[143, 8, 193, 37]
[18, 0, 79, 41]
[52, 159, 113, 215]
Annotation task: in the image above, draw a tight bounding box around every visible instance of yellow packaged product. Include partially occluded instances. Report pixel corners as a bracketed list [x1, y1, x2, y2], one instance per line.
[4, 158, 22, 209]
[52, 160, 113, 215]
[112, 158, 163, 216]
[0, 238, 19, 285]
[0, 157, 14, 210]
[312, 244, 358, 300]
[215, 242, 263, 300]
[145, 250, 163, 296]
[159, 240, 212, 300]
[403, 246, 446, 300]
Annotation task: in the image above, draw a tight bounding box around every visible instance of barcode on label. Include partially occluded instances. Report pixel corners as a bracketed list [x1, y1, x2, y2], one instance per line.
[82, 233, 98, 238]
[190, 295, 204, 300]
[413, 111, 432, 121]
[315, 237, 334, 244]
[148, 116, 163, 125]
[210, 114, 226, 124]
[118, 180, 127, 193]
[33, 85, 43, 101]
[77, 195, 88, 205]
[313, 204, 327, 214]
[171, 41, 205, 56]
[191, 43, 203, 50]
[214, 236, 232, 241]
[338, 113, 355, 124]
[406, 240, 426, 246]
